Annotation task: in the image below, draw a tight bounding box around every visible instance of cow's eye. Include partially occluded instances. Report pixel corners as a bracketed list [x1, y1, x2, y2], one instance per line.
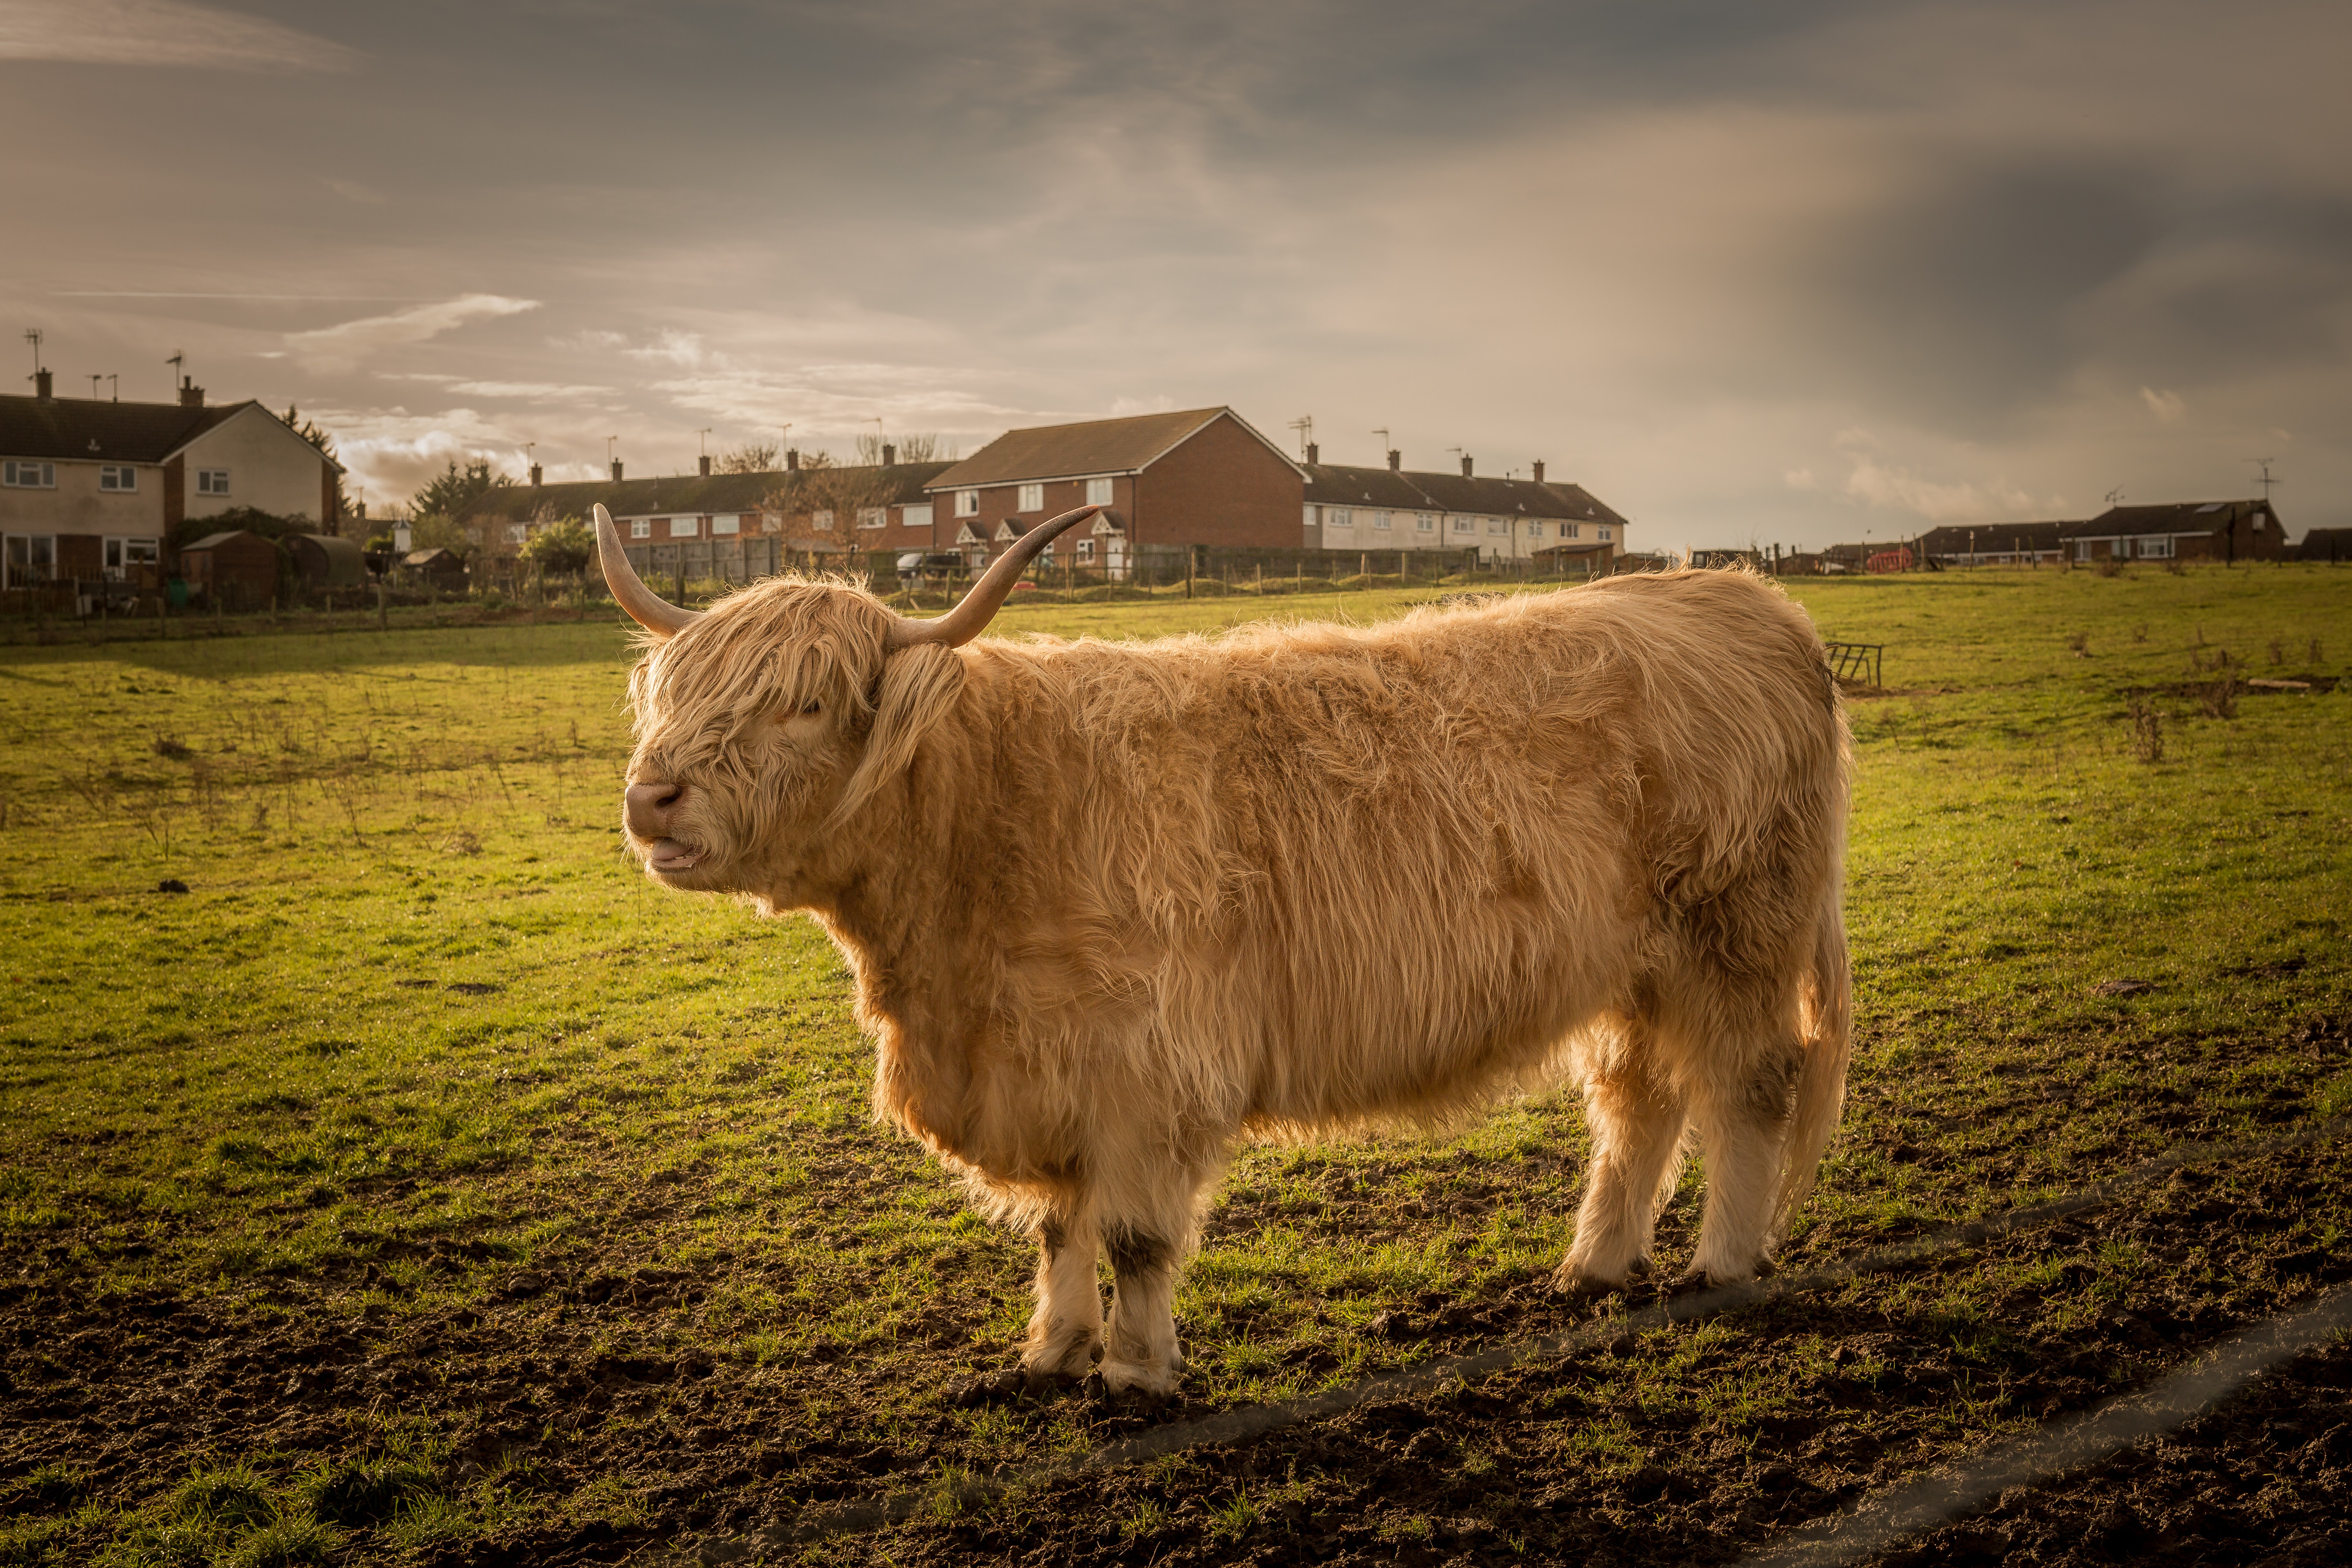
[800, 700, 821, 717]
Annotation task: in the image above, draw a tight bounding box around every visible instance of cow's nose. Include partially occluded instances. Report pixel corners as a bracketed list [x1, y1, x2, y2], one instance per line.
[625, 780, 683, 839]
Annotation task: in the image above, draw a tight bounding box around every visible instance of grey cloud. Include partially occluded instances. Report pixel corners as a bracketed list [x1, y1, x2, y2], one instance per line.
[1793, 155, 2169, 428]
[0, 0, 354, 71]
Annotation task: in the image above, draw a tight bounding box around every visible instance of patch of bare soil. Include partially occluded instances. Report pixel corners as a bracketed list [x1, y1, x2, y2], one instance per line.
[4, 1027, 2348, 1566]
[747, 1137, 2352, 1567]
[1873, 1337, 2352, 1567]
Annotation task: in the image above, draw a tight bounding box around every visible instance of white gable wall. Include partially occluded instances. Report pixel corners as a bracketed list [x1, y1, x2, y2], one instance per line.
[178, 407, 333, 523]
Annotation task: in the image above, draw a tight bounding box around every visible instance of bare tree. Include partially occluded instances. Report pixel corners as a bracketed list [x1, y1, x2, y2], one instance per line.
[854, 432, 954, 464]
[762, 453, 893, 573]
[716, 441, 778, 474]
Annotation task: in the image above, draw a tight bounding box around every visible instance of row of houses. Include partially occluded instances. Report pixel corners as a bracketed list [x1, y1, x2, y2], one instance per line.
[0, 373, 343, 594]
[457, 407, 1634, 577]
[1909, 501, 2291, 567]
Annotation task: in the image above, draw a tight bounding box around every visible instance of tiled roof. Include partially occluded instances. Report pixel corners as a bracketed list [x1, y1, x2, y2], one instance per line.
[1918, 520, 2073, 551]
[2065, 500, 2277, 537]
[0, 394, 254, 463]
[454, 461, 956, 525]
[1303, 463, 1628, 526]
[927, 408, 1287, 489]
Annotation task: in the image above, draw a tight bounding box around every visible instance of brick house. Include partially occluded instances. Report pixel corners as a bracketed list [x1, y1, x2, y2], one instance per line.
[1303, 450, 1629, 565]
[454, 455, 954, 565]
[0, 372, 342, 592]
[2060, 500, 2286, 564]
[923, 408, 1303, 575]
[2292, 526, 2351, 563]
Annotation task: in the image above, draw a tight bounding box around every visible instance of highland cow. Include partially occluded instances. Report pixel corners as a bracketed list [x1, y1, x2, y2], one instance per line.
[598, 502, 1850, 1398]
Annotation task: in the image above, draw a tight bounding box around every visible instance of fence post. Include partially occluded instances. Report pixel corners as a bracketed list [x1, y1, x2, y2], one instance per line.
[377, 580, 389, 632]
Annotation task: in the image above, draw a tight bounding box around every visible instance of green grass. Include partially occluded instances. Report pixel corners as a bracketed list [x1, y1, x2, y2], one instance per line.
[2, 561, 2348, 1565]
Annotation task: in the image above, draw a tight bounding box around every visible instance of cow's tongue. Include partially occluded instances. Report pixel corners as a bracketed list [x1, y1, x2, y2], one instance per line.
[650, 839, 700, 870]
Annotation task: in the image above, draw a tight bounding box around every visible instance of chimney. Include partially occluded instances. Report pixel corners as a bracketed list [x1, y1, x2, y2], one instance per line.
[786, 449, 799, 471]
[178, 375, 204, 408]
[529, 463, 543, 487]
[1532, 460, 1545, 483]
[610, 459, 624, 481]
[698, 454, 712, 477]
[1387, 449, 1401, 472]
[33, 369, 52, 399]
[1461, 454, 1474, 477]
[1305, 442, 1319, 465]
[882, 443, 896, 467]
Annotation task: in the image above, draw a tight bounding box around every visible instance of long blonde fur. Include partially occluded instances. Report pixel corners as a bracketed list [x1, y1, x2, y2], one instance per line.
[620, 567, 1852, 1392]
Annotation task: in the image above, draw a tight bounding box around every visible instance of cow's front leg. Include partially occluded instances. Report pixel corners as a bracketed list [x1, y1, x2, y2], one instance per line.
[1099, 1222, 1184, 1399]
[1019, 1210, 1102, 1388]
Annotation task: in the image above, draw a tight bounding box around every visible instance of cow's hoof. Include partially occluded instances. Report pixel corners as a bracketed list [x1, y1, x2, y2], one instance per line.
[1670, 1261, 1770, 1296]
[1550, 1255, 1650, 1299]
[1096, 1358, 1181, 1404]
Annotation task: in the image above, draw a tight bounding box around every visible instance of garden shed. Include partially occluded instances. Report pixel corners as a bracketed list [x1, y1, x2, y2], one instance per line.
[177, 530, 279, 611]
[400, 547, 468, 591]
[287, 533, 365, 590]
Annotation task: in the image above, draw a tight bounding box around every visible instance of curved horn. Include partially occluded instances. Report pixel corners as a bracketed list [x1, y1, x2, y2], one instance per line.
[887, 503, 1103, 649]
[596, 503, 701, 638]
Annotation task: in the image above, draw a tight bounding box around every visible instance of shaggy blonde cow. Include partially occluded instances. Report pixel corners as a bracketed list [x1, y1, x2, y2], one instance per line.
[598, 502, 1850, 1398]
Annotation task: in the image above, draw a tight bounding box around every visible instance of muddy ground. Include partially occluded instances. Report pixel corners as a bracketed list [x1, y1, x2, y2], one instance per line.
[5, 1111, 2346, 1566]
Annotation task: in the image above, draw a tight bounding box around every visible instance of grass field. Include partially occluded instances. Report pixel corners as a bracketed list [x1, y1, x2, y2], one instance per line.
[2, 563, 2349, 1567]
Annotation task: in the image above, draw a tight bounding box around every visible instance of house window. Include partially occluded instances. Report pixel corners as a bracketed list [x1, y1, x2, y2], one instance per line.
[902, 504, 932, 530]
[506, 523, 528, 543]
[857, 507, 886, 530]
[1076, 539, 1096, 564]
[1017, 483, 1043, 512]
[1417, 513, 1434, 533]
[630, 519, 652, 539]
[1487, 517, 1509, 535]
[1329, 508, 1352, 530]
[668, 517, 697, 539]
[1304, 505, 1319, 527]
[711, 514, 739, 536]
[1526, 521, 1545, 541]
[1085, 477, 1114, 506]
[1565, 523, 1581, 539]
[1451, 516, 1471, 534]
[100, 538, 160, 577]
[99, 465, 138, 492]
[2142, 537, 2173, 559]
[196, 469, 230, 496]
[1598, 526, 1612, 541]
[4, 535, 57, 586]
[2, 461, 55, 488]
[955, 490, 979, 517]
[1374, 510, 1391, 531]
[811, 510, 834, 532]
[760, 512, 781, 534]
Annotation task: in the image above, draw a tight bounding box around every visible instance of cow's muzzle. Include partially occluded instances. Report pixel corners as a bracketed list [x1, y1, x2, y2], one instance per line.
[625, 780, 702, 871]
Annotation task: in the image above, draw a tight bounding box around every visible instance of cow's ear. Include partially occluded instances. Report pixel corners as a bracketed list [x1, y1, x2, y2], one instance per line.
[826, 643, 964, 827]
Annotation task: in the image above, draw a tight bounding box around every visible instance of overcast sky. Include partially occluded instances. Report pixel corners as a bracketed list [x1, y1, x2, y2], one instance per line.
[4, 0, 2347, 547]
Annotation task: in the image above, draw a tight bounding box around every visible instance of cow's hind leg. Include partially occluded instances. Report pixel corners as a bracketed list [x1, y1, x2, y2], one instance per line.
[1681, 1031, 1802, 1289]
[1555, 1025, 1687, 1295]
[1019, 1207, 1102, 1388]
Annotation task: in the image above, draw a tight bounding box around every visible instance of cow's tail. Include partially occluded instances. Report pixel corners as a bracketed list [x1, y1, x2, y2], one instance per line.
[1772, 859, 1852, 1245]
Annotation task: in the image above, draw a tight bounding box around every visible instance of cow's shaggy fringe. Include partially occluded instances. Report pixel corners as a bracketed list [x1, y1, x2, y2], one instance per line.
[621, 567, 1851, 1395]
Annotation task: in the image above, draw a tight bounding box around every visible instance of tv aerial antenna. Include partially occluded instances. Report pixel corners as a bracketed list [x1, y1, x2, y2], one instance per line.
[24, 328, 42, 387]
[1287, 415, 1314, 457]
[2244, 457, 2281, 503]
